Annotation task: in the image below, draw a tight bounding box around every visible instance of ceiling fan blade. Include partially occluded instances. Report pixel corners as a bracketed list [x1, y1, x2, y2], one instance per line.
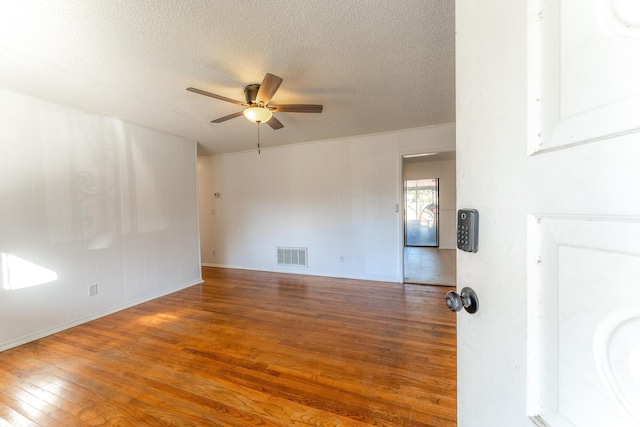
[256, 73, 283, 104]
[211, 111, 244, 123]
[266, 115, 284, 130]
[187, 87, 246, 106]
[273, 104, 323, 113]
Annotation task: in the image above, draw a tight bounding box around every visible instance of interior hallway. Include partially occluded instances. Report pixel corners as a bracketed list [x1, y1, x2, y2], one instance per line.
[404, 247, 456, 286]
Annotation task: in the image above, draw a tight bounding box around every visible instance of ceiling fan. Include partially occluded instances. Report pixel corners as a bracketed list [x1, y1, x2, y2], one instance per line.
[187, 73, 323, 130]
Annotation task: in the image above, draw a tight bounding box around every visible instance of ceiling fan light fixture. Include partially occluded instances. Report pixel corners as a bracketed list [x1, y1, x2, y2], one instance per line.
[243, 106, 272, 123]
[188, 73, 322, 129]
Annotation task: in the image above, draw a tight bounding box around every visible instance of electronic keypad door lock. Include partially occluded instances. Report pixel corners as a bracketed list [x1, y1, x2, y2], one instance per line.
[457, 209, 478, 252]
[446, 287, 479, 314]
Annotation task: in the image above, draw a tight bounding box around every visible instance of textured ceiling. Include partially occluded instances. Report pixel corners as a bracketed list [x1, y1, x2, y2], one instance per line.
[0, 0, 455, 155]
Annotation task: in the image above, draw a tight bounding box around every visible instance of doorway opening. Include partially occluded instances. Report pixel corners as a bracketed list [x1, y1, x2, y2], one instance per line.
[402, 152, 456, 285]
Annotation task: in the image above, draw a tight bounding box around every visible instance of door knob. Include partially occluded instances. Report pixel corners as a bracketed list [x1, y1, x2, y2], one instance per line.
[446, 287, 479, 314]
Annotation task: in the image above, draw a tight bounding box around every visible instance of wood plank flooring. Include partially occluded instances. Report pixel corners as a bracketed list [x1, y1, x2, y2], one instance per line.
[0, 267, 456, 426]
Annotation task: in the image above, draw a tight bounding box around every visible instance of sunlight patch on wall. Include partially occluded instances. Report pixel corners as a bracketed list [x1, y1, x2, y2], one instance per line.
[1, 253, 58, 290]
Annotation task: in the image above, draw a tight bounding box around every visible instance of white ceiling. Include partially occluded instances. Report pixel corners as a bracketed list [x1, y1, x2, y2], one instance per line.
[0, 0, 455, 155]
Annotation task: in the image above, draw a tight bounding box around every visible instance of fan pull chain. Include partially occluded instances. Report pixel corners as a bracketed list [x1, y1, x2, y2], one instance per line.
[257, 122, 261, 154]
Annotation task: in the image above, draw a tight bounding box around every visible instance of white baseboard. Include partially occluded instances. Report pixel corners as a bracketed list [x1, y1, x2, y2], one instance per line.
[201, 263, 400, 283]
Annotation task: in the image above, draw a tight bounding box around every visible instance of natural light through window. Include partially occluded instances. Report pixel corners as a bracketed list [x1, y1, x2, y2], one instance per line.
[404, 178, 439, 247]
[1, 253, 58, 290]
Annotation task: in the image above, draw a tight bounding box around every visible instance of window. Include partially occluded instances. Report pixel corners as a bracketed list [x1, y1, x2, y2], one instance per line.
[404, 178, 439, 247]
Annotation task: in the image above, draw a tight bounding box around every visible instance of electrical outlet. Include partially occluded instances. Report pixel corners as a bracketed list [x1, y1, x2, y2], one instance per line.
[212, 250, 216, 256]
[88, 283, 98, 297]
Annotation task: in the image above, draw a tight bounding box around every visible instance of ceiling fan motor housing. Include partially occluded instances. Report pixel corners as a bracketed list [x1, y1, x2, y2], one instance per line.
[244, 84, 260, 104]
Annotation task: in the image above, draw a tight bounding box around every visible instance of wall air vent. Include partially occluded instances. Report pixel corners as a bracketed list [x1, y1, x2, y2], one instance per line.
[277, 247, 308, 267]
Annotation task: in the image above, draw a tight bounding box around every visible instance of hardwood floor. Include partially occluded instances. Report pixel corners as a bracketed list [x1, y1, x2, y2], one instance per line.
[0, 268, 457, 426]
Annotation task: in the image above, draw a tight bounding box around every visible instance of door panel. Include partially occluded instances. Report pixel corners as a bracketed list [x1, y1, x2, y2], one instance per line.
[528, 2, 640, 424]
[532, 0, 640, 154]
[457, 0, 640, 425]
[529, 218, 640, 426]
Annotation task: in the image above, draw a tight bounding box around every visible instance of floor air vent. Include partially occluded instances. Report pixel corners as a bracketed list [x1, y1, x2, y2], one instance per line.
[277, 247, 308, 267]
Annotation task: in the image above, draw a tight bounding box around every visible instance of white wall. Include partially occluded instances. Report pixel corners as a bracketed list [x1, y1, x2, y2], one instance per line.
[198, 124, 455, 282]
[403, 156, 456, 249]
[0, 88, 202, 351]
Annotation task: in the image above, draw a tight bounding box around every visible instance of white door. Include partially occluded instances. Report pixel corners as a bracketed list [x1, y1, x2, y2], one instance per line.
[456, 1, 640, 426]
